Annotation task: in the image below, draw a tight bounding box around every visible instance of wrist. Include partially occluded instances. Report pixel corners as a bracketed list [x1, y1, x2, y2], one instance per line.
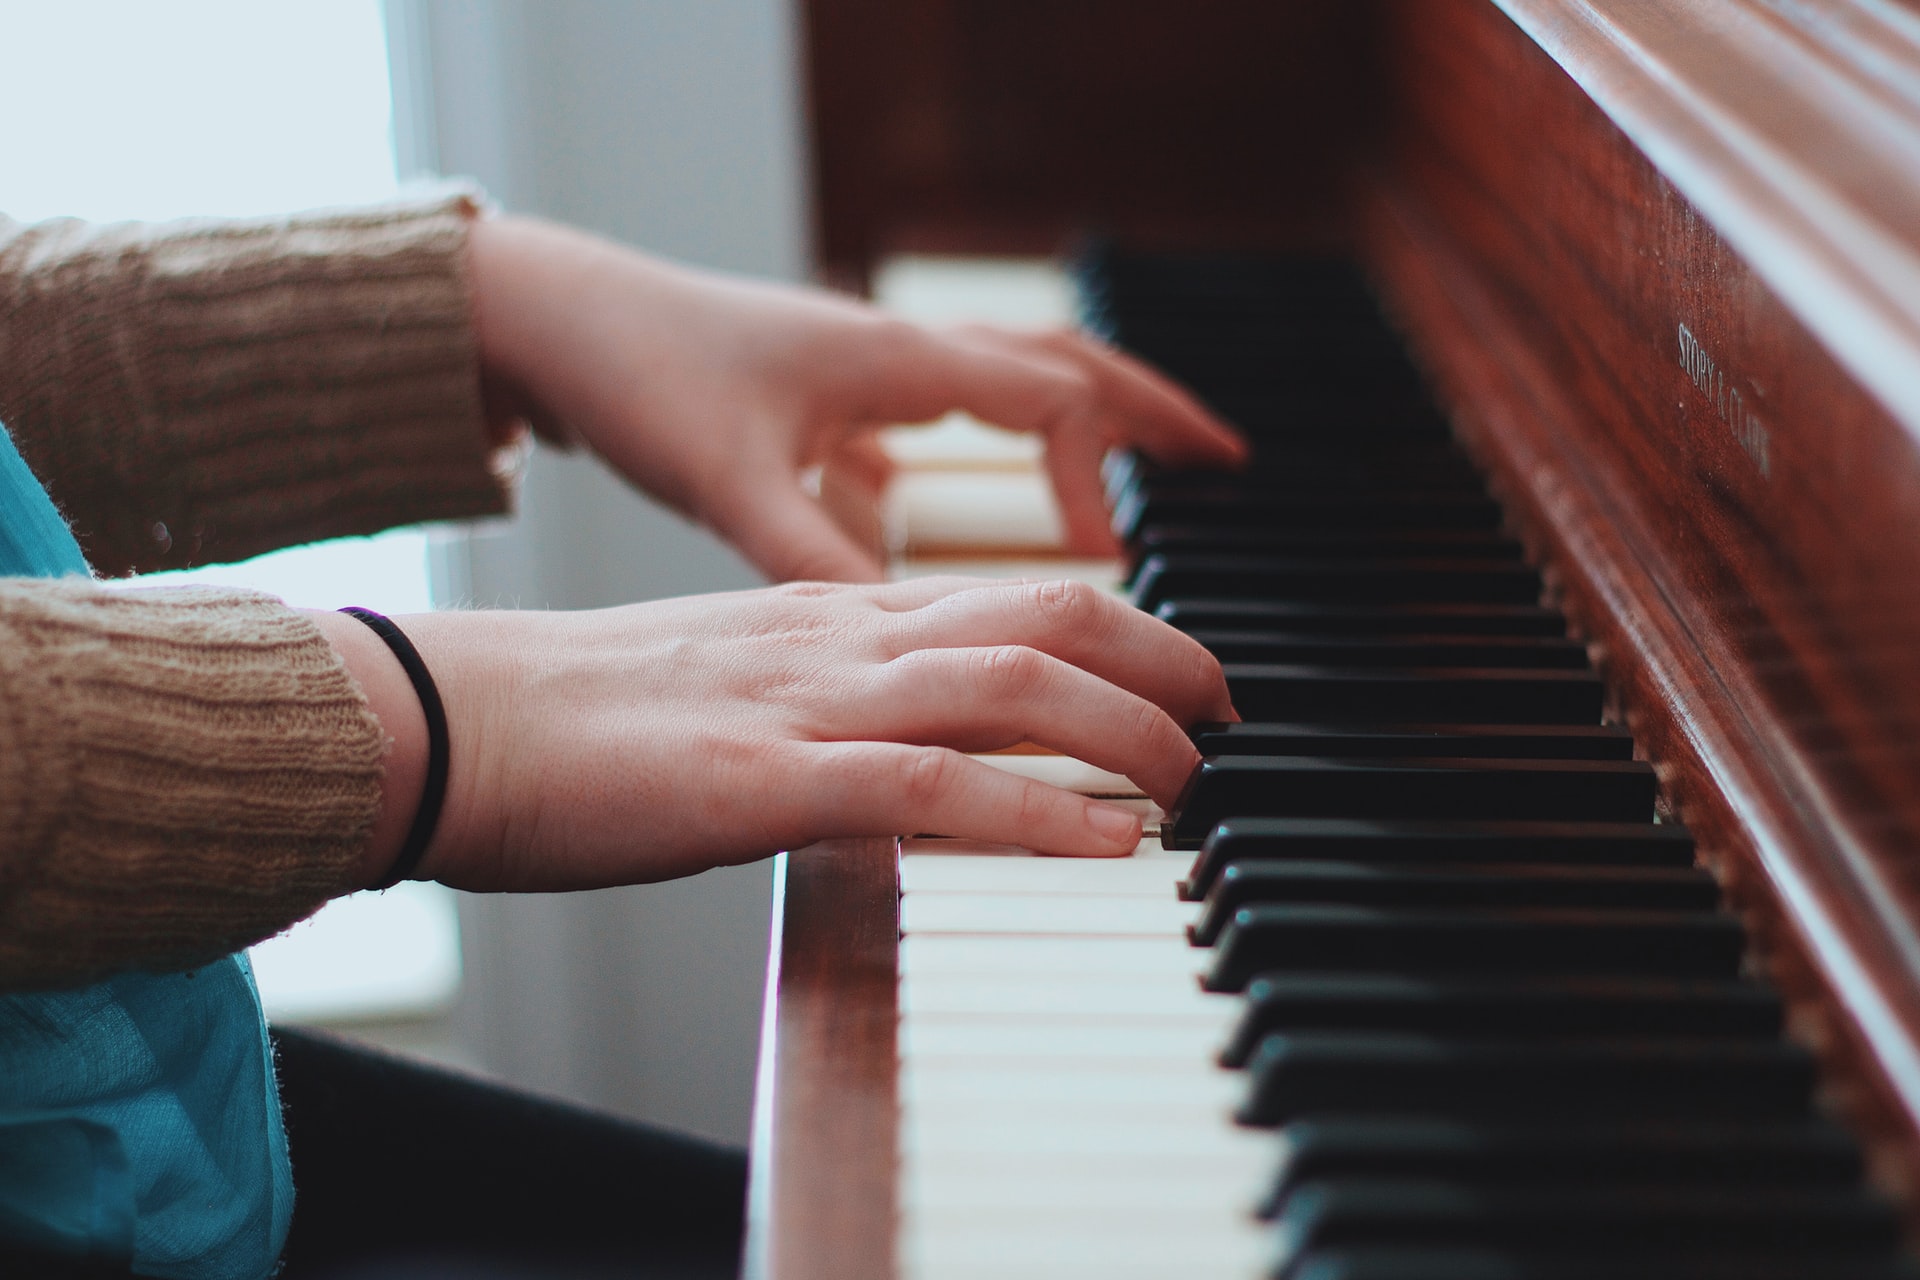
[306, 609, 430, 889]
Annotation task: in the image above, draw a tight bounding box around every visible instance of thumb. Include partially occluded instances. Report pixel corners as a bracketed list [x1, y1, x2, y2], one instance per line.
[713, 477, 887, 584]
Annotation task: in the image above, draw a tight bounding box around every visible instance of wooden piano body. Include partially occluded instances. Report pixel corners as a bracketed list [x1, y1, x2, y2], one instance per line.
[747, 2, 1920, 1274]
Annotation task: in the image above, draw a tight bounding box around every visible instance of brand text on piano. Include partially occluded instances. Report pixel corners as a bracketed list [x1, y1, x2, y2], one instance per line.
[1677, 321, 1771, 479]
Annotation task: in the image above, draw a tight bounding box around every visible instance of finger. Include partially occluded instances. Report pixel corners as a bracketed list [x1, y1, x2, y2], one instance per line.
[1039, 409, 1124, 557]
[891, 577, 1236, 725]
[1027, 328, 1249, 466]
[877, 325, 1097, 442]
[801, 741, 1142, 857]
[815, 458, 888, 569]
[713, 477, 887, 584]
[862, 645, 1202, 806]
[919, 326, 1243, 555]
[827, 432, 897, 492]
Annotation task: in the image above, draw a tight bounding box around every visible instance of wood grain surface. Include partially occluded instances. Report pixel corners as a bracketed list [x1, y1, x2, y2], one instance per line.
[743, 840, 900, 1280]
[1367, 0, 1920, 1207]
[801, 0, 1373, 285]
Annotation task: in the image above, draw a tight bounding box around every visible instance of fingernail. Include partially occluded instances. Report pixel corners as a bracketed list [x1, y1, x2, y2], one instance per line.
[1086, 803, 1141, 848]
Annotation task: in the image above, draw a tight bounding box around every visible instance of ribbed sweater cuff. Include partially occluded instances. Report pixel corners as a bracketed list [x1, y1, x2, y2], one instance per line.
[0, 184, 511, 576]
[0, 579, 385, 990]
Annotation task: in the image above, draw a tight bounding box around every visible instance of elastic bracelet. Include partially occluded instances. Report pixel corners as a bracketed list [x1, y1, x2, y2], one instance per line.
[339, 607, 449, 889]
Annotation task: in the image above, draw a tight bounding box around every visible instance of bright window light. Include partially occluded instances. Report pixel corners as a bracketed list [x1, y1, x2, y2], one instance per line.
[0, 0, 460, 1021]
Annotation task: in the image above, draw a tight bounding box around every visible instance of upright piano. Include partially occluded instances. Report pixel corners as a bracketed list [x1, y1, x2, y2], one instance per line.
[746, 2, 1920, 1276]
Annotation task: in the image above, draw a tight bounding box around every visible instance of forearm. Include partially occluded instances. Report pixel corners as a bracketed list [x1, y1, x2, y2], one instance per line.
[0, 580, 386, 991]
[0, 188, 512, 576]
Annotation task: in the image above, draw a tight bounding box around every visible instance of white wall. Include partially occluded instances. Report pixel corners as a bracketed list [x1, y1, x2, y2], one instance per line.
[385, 0, 810, 1144]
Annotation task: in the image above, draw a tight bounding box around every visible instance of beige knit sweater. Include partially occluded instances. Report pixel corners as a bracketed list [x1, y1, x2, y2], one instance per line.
[0, 189, 512, 990]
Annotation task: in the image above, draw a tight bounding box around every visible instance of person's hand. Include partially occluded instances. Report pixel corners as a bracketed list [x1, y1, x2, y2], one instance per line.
[310, 577, 1234, 892]
[467, 216, 1247, 583]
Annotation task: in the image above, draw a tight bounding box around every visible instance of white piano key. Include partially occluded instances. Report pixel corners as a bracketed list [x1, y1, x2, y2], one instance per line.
[900, 852, 1186, 896]
[902, 1164, 1262, 1213]
[902, 1060, 1243, 1109]
[900, 1092, 1244, 1133]
[901, 892, 1198, 936]
[891, 555, 1122, 591]
[966, 752, 1144, 797]
[896, 766, 1264, 1280]
[899, 972, 1222, 1020]
[904, 1113, 1270, 1162]
[907, 1200, 1267, 1236]
[886, 470, 1066, 552]
[900, 934, 1207, 978]
[900, 1143, 1271, 1186]
[901, 1218, 1273, 1280]
[902, 1019, 1225, 1061]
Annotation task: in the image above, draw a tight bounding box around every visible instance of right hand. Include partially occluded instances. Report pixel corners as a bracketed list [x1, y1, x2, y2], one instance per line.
[315, 576, 1235, 892]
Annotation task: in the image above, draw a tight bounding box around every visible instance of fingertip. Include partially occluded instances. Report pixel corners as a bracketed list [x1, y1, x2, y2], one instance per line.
[1084, 801, 1142, 854]
[1059, 514, 1121, 560]
[1218, 425, 1255, 465]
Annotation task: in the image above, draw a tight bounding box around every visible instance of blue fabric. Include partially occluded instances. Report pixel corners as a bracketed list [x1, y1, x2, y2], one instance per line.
[0, 421, 292, 1279]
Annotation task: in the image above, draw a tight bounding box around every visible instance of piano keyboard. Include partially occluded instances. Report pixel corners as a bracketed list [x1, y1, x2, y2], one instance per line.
[891, 250, 1917, 1279]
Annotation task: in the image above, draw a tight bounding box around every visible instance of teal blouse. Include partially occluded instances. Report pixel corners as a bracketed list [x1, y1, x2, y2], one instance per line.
[0, 422, 292, 1279]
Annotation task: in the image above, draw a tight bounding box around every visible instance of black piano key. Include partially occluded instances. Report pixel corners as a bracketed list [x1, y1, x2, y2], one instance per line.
[1192, 861, 1720, 944]
[1221, 665, 1603, 726]
[1269, 1182, 1897, 1268]
[1187, 632, 1590, 669]
[1204, 906, 1744, 992]
[1104, 448, 1481, 502]
[1183, 818, 1697, 901]
[1122, 456, 1484, 490]
[1158, 600, 1568, 637]
[1289, 1254, 1920, 1280]
[1122, 479, 1493, 516]
[1190, 722, 1635, 760]
[1219, 975, 1780, 1066]
[1261, 1117, 1858, 1214]
[1239, 1036, 1814, 1126]
[1129, 528, 1525, 565]
[1190, 397, 1451, 442]
[1164, 757, 1654, 848]
[1115, 494, 1504, 544]
[1132, 555, 1540, 611]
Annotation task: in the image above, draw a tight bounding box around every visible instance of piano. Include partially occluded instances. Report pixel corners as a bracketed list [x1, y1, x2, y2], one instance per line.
[745, 2, 1920, 1276]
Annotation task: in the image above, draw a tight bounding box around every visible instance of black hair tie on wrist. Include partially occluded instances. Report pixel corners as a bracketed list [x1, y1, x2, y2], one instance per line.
[339, 607, 449, 889]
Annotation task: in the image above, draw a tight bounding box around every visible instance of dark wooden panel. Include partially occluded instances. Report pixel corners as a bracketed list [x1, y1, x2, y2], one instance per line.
[743, 839, 899, 1280]
[1365, 0, 1920, 1205]
[801, 0, 1377, 285]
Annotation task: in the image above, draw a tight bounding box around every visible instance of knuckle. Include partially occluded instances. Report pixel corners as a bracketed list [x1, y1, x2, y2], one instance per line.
[974, 644, 1048, 702]
[867, 315, 933, 372]
[771, 580, 843, 602]
[880, 646, 937, 688]
[1044, 366, 1098, 418]
[1128, 698, 1175, 751]
[1178, 636, 1231, 715]
[896, 746, 957, 808]
[1028, 577, 1101, 638]
[1009, 781, 1053, 834]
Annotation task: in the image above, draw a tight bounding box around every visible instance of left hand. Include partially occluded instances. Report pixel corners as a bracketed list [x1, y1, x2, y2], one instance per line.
[467, 215, 1247, 582]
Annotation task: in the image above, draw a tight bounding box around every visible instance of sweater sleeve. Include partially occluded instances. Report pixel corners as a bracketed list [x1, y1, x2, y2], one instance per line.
[0, 577, 385, 991]
[0, 187, 513, 577]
